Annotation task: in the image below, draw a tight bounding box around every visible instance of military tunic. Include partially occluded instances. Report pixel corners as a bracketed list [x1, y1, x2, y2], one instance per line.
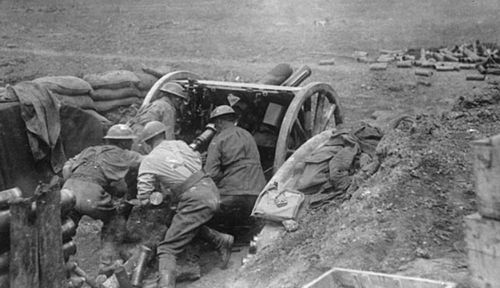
[204, 125, 266, 226]
[137, 140, 219, 259]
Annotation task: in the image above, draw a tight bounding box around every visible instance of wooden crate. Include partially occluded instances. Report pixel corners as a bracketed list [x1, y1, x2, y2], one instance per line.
[471, 135, 500, 220]
[302, 268, 456, 288]
[464, 213, 500, 288]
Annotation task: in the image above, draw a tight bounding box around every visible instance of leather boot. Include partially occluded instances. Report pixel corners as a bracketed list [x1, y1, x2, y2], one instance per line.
[199, 226, 234, 269]
[158, 256, 176, 288]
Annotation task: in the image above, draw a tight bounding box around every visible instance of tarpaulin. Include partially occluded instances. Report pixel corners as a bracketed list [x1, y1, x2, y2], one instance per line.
[296, 123, 383, 196]
[0, 102, 104, 194]
[7, 82, 65, 173]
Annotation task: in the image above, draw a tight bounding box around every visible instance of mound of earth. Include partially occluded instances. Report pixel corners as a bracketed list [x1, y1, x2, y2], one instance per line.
[224, 84, 500, 288]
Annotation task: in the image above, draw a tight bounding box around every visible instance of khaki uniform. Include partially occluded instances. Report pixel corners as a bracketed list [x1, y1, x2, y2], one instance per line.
[129, 97, 177, 153]
[204, 125, 266, 227]
[62, 145, 142, 242]
[137, 140, 219, 259]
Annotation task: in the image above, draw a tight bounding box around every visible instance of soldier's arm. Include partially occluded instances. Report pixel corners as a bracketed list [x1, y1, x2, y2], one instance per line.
[204, 140, 223, 182]
[136, 172, 156, 204]
[62, 153, 80, 180]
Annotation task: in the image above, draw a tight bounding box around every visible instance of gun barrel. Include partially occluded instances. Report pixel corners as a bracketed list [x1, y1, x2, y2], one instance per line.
[281, 65, 312, 87]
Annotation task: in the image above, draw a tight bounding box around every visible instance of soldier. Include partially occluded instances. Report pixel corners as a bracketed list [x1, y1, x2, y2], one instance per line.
[204, 105, 266, 230]
[136, 121, 233, 288]
[129, 82, 189, 152]
[61, 124, 143, 274]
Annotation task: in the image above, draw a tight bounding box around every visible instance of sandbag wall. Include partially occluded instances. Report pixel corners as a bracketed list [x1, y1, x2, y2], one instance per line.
[32, 68, 161, 122]
[0, 185, 77, 288]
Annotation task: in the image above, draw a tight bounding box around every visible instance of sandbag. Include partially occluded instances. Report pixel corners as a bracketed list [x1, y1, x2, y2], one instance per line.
[90, 87, 142, 101]
[33, 76, 92, 96]
[0, 86, 17, 103]
[93, 97, 139, 112]
[134, 71, 159, 91]
[52, 93, 95, 109]
[83, 70, 140, 90]
[141, 66, 171, 78]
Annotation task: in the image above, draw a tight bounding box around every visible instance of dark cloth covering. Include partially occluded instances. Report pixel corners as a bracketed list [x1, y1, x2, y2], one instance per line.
[296, 123, 384, 207]
[8, 82, 65, 173]
[0, 102, 104, 194]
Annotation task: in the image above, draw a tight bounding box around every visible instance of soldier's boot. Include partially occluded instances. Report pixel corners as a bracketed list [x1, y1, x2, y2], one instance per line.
[199, 226, 234, 269]
[158, 256, 176, 288]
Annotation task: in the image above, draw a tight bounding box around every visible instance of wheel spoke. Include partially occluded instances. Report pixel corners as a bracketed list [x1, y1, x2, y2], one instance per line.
[312, 92, 326, 135]
[293, 119, 308, 141]
[322, 104, 337, 131]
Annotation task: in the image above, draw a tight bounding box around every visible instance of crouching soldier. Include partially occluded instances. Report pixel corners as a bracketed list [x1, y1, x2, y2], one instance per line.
[137, 121, 233, 288]
[129, 82, 190, 152]
[204, 105, 266, 232]
[61, 124, 143, 274]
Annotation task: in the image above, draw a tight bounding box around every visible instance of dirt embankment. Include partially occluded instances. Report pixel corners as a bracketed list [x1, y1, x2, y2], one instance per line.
[225, 85, 500, 288]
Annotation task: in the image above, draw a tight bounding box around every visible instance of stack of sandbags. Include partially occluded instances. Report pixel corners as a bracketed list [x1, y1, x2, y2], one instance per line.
[133, 70, 159, 97]
[84, 70, 144, 112]
[32, 76, 94, 109]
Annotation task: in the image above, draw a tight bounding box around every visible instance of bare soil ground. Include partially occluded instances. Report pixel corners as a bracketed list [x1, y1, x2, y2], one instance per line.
[1, 0, 499, 287]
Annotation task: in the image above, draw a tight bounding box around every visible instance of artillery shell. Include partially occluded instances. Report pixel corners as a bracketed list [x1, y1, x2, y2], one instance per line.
[0, 188, 22, 208]
[396, 61, 412, 68]
[459, 63, 476, 70]
[433, 53, 444, 62]
[0, 252, 8, 273]
[415, 69, 433, 77]
[435, 65, 458, 72]
[369, 63, 387, 71]
[114, 266, 133, 288]
[466, 75, 486, 81]
[62, 218, 77, 242]
[417, 80, 432, 87]
[0, 210, 10, 233]
[318, 58, 335, 66]
[131, 245, 153, 286]
[421, 61, 436, 68]
[63, 241, 77, 261]
[61, 188, 76, 214]
[443, 54, 459, 62]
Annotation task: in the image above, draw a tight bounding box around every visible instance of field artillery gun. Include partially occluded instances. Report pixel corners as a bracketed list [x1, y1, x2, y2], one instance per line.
[140, 65, 344, 176]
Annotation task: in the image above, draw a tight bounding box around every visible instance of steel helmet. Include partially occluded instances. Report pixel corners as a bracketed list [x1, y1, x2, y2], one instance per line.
[210, 105, 236, 120]
[141, 121, 167, 142]
[160, 82, 189, 100]
[104, 124, 136, 139]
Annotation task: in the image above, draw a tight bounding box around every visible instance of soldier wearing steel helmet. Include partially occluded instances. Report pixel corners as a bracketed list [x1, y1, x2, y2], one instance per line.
[204, 105, 266, 231]
[61, 124, 143, 275]
[136, 121, 233, 288]
[129, 82, 189, 144]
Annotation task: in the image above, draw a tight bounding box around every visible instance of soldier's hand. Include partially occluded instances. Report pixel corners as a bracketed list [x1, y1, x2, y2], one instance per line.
[139, 198, 150, 206]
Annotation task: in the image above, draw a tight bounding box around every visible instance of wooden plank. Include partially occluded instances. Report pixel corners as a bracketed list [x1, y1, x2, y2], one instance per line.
[464, 213, 500, 256]
[0, 274, 8, 288]
[464, 213, 500, 287]
[36, 180, 65, 288]
[303, 268, 456, 288]
[467, 249, 500, 288]
[471, 135, 500, 220]
[9, 198, 38, 288]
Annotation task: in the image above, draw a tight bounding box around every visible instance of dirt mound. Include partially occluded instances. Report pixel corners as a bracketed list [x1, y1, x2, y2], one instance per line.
[227, 87, 500, 288]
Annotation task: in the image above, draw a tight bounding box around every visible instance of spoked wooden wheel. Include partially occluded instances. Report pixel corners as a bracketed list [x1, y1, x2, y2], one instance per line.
[273, 82, 343, 173]
[140, 71, 201, 110]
